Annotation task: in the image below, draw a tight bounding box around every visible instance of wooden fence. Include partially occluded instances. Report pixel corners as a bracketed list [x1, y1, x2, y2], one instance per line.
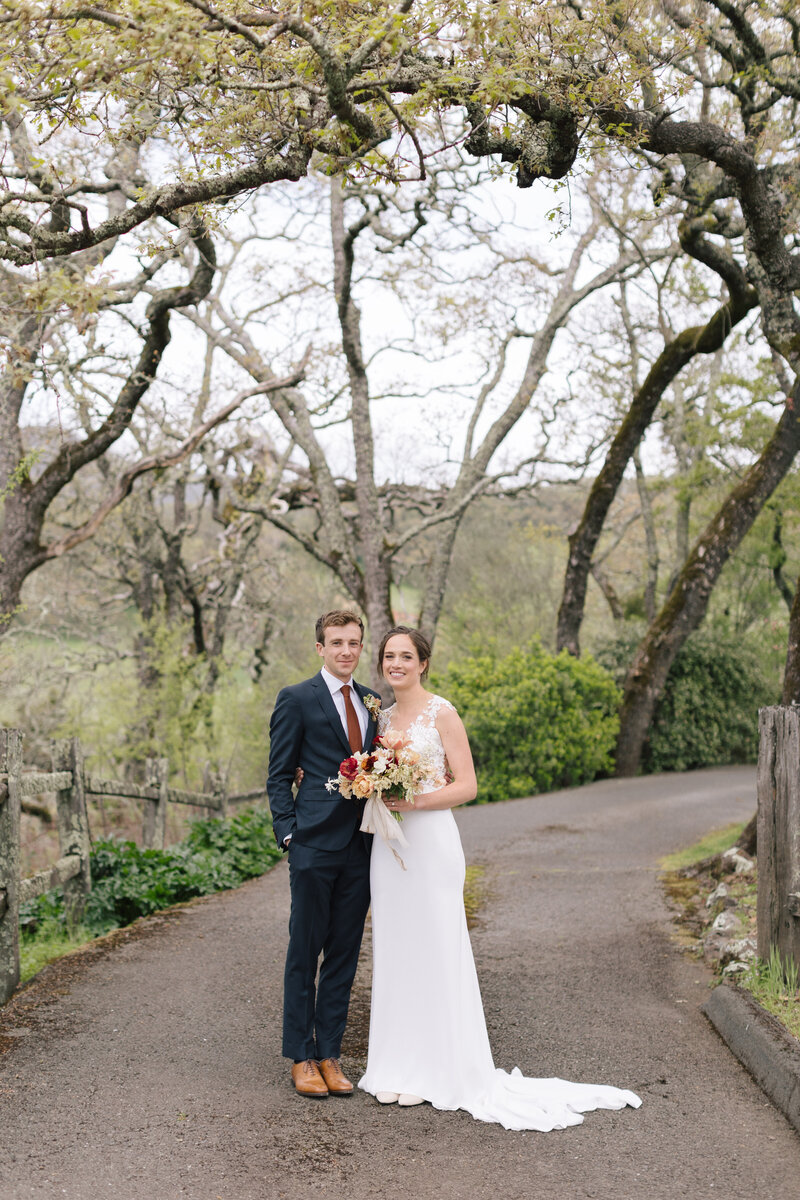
[757, 706, 800, 970]
[6, 708, 795, 1004]
[0, 727, 266, 1006]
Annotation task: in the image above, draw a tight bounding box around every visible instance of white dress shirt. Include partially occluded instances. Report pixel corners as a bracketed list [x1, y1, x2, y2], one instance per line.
[320, 666, 369, 746]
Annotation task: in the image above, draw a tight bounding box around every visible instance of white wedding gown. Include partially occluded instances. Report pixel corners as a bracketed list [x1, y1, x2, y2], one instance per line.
[358, 695, 642, 1131]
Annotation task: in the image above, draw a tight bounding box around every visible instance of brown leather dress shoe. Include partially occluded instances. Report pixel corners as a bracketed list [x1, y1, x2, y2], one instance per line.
[318, 1057, 354, 1096]
[292, 1059, 329, 1098]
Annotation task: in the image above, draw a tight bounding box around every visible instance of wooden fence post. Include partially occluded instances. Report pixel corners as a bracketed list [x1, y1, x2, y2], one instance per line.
[203, 762, 228, 819]
[757, 706, 800, 970]
[54, 738, 91, 929]
[216, 770, 228, 820]
[142, 757, 168, 850]
[0, 728, 23, 1004]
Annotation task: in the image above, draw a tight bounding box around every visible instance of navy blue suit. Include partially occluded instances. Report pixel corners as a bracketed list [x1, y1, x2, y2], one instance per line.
[267, 671, 379, 1061]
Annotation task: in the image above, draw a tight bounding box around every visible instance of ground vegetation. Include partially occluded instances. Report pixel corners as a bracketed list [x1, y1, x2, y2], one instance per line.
[662, 825, 800, 1043]
[18, 804, 281, 981]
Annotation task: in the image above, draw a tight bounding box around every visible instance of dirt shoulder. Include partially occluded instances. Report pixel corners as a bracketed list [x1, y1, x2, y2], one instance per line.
[662, 836, 800, 1041]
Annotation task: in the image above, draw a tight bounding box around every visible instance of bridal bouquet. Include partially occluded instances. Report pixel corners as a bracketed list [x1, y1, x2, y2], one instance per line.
[326, 731, 443, 869]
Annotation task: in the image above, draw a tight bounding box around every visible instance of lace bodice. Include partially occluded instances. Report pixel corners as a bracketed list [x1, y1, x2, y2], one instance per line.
[378, 693, 454, 794]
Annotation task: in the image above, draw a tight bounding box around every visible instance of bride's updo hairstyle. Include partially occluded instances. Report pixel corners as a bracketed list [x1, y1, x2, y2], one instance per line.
[378, 625, 432, 682]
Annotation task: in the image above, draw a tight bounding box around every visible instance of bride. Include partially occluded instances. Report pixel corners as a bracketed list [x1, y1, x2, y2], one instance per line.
[357, 625, 642, 1131]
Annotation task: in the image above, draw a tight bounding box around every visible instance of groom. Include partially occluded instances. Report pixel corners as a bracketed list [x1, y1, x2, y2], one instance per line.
[267, 610, 380, 1098]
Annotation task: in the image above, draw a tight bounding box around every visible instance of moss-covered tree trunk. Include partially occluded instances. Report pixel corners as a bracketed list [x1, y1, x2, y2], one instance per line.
[556, 262, 757, 656]
[0, 228, 216, 634]
[615, 383, 800, 777]
[782, 573, 800, 706]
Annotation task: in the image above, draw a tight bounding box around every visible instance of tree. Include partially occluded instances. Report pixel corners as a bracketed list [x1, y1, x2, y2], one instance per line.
[606, 1, 800, 773]
[615, 382, 800, 774]
[556, 225, 758, 656]
[0, 1, 643, 269]
[179, 164, 666, 677]
[90, 425, 277, 776]
[0, 210, 304, 634]
[5, 0, 800, 747]
[0, 109, 309, 634]
[1, 211, 212, 621]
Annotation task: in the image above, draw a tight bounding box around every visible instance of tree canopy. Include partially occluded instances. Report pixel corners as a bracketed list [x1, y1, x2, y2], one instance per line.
[2, 0, 800, 778]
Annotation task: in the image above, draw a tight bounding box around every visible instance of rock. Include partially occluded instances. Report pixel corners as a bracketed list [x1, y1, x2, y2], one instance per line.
[725, 937, 757, 964]
[711, 910, 742, 936]
[703, 932, 732, 964]
[722, 960, 749, 977]
[706, 882, 729, 908]
[721, 847, 755, 874]
[703, 911, 746, 964]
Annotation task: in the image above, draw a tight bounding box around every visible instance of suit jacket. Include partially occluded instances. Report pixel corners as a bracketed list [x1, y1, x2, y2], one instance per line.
[266, 671, 380, 852]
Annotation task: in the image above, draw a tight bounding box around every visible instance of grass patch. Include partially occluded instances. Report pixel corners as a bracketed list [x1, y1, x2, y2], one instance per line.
[660, 821, 747, 872]
[19, 922, 97, 984]
[661, 870, 705, 950]
[741, 948, 800, 1040]
[464, 863, 487, 929]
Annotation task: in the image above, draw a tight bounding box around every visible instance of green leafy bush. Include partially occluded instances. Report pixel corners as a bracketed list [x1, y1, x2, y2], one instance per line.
[434, 639, 621, 802]
[595, 627, 777, 772]
[20, 806, 282, 942]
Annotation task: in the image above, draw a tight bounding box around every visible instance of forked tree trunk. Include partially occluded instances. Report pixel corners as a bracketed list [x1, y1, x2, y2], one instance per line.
[615, 385, 800, 777]
[362, 576, 396, 690]
[0, 229, 216, 635]
[556, 280, 757, 657]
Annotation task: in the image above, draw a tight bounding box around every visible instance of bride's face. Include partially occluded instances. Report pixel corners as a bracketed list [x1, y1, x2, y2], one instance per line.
[382, 634, 427, 689]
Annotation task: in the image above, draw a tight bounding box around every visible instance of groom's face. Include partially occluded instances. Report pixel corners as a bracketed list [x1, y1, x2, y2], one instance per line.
[316, 622, 364, 682]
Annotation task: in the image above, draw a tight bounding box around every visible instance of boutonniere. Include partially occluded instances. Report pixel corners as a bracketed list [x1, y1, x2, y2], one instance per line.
[364, 693, 382, 718]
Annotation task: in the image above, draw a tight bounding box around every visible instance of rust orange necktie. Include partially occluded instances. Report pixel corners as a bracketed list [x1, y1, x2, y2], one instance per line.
[341, 684, 362, 755]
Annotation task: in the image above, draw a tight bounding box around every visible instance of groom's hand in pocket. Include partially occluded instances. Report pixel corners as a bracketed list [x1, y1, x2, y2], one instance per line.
[284, 767, 304, 848]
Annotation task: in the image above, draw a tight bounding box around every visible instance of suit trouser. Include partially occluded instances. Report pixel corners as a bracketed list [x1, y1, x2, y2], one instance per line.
[282, 832, 371, 1061]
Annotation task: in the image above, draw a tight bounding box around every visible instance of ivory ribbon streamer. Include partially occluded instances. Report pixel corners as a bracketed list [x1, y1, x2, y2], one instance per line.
[360, 793, 409, 870]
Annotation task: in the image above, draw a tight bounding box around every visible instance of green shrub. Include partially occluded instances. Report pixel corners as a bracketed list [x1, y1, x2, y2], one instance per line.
[20, 805, 282, 942]
[434, 639, 621, 802]
[594, 627, 777, 773]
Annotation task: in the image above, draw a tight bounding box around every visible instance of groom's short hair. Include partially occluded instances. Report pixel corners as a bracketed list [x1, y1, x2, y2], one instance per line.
[315, 609, 365, 644]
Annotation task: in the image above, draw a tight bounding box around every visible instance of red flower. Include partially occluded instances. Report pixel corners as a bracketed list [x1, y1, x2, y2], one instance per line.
[339, 756, 359, 781]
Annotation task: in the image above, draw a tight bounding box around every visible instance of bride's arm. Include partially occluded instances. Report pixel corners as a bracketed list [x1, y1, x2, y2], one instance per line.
[413, 706, 477, 811]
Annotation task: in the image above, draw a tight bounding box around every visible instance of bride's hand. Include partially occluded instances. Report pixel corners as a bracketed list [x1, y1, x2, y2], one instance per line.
[383, 793, 417, 814]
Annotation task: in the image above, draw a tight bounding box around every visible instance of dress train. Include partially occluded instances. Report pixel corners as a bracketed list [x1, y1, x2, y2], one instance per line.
[357, 697, 642, 1132]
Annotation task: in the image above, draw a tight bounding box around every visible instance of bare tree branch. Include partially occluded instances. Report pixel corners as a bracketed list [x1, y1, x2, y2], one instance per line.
[42, 365, 308, 560]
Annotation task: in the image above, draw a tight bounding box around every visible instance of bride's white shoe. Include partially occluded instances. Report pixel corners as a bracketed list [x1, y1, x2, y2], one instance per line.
[375, 1091, 400, 1104]
[398, 1093, 424, 1106]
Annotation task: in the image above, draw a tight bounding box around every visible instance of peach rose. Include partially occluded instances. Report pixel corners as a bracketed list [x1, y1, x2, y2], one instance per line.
[379, 729, 407, 752]
[352, 774, 374, 799]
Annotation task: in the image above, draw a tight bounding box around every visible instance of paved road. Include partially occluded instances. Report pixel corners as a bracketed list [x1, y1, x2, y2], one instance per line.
[1, 767, 798, 1200]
